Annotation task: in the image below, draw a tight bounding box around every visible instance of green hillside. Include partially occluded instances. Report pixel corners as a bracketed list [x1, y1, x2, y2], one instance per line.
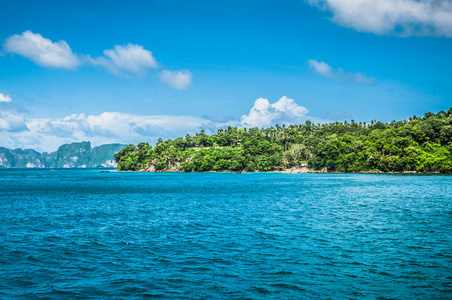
[115, 108, 452, 173]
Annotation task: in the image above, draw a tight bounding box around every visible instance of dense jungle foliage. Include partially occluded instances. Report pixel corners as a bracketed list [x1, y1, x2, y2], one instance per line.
[115, 108, 452, 172]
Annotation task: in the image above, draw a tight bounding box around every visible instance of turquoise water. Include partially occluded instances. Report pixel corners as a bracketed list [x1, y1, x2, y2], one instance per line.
[0, 170, 451, 299]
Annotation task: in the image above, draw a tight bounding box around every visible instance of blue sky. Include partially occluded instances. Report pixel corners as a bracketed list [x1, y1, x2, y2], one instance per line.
[1, 0, 451, 151]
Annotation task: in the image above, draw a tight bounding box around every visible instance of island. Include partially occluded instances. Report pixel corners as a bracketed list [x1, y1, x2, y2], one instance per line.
[114, 108, 452, 173]
[0, 142, 127, 169]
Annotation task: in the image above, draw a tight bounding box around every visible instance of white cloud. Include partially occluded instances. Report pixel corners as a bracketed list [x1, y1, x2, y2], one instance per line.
[0, 96, 28, 132]
[159, 70, 192, 90]
[3, 32, 193, 88]
[0, 111, 27, 132]
[0, 111, 236, 152]
[308, 59, 333, 77]
[0, 104, 28, 132]
[87, 44, 157, 74]
[3, 31, 80, 69]
[3, 33, 158, 73]
[240, 96, 316, 128]
[308, 59, 374, 84]
[307, 0, 452, 37]
[38, 113, 116, 138]
[0, 97, 328, 151]
[0, 93, 12, 103]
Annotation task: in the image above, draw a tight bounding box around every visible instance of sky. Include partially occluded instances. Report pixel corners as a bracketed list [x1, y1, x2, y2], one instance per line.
[1, 0, 451, 152]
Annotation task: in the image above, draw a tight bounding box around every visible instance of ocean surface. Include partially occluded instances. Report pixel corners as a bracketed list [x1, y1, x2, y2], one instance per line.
[0, 170, 451, 299]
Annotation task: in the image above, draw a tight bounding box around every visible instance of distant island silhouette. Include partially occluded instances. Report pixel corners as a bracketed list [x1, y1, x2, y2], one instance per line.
[0, 142, 126, 168]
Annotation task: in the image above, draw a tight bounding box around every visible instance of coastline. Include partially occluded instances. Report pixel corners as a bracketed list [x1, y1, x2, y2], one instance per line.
[132, 167, 447, 174]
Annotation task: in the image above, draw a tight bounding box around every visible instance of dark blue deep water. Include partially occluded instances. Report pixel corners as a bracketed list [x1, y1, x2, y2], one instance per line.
[0, 170, 451, 299]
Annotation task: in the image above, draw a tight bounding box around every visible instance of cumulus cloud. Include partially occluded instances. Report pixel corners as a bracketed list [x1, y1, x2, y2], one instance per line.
[240, 96, 316, 128]
[306, 0, 452, 37]
[3, 31, 80, 69]
[3, 31, 193, 87]
[0, 93, 12, 103]
[0, 97, 327, 151]
[0, 103, 28, 132]
[159, 70, 192, 90]
[38, 113, 117, 138]
[3, 111, 236, 152]
[0, 111, 27, 132]
[308, 59, 374, 84]
[87, 44, 158, 74]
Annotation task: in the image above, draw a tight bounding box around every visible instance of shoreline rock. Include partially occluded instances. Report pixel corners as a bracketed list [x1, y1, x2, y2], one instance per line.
[129, 167, 449, 174]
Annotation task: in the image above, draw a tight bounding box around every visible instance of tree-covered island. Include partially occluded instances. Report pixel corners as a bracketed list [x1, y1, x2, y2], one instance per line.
[115, 108, 452, 173]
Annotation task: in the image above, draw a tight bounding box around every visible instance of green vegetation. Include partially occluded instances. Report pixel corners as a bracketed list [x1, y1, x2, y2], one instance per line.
[0, 142, 126, 168]
[115, 108, 452, 173]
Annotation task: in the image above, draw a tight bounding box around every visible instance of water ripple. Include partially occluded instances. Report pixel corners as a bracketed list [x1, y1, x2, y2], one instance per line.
[0, 170, 451, 299]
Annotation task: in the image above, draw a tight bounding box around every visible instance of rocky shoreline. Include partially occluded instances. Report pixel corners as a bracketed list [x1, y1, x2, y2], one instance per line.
[134, 165, 446, 174]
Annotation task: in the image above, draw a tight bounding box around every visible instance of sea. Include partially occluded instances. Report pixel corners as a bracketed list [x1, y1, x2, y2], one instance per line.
[0, 169, 451, 299]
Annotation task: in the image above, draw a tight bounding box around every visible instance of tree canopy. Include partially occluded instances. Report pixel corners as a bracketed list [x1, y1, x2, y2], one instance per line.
[115, 108, 452, 173]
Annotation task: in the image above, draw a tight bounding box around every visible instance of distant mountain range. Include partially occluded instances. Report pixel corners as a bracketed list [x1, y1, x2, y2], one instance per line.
[0, 142, 127, 168]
